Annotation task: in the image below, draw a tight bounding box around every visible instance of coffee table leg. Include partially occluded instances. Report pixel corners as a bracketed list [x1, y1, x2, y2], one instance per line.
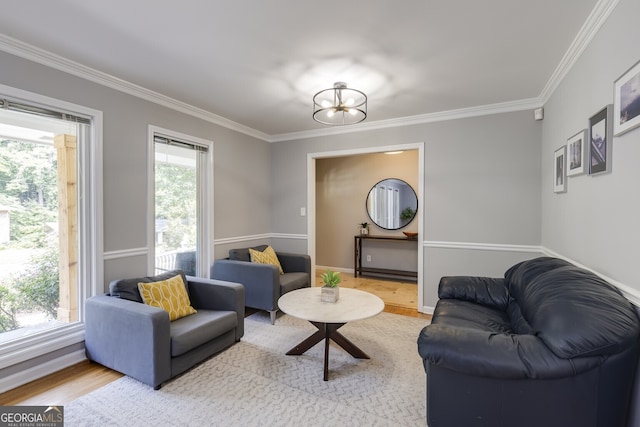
[285, 321, 370, 381]
[285, 329, 325, 355]
[324, 330, 330, 381]
[328, 329, 370, 359]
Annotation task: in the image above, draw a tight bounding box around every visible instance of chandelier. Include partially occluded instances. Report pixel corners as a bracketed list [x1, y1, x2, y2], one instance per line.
[312, 82, 367, 125]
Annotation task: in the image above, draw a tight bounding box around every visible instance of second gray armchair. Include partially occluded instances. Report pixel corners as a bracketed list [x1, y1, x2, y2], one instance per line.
[211, 245, 311, 324]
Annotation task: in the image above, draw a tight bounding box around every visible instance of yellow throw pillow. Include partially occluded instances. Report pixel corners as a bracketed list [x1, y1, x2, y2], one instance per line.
[138, 274, 197, 321]
[249, 245, 284, 275]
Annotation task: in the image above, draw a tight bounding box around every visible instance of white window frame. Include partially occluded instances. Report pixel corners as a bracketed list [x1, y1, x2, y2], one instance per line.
[147, 125, 214, 277]
[0, 84, 103, 371]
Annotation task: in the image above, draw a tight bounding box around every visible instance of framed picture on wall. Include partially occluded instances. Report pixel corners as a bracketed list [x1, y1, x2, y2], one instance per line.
[613, 59, 640, 136]
[589, 105, 612, 175]
[554, 146, 566, 193]
[566, 129, 587, 176]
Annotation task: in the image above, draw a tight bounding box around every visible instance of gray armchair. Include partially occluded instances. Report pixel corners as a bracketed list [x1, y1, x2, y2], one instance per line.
[211, 245, 311, 324]
[85, 270, 244, 389]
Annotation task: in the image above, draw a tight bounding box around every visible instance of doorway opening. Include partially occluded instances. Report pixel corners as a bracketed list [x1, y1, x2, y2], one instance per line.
[307, 143, 425, 313]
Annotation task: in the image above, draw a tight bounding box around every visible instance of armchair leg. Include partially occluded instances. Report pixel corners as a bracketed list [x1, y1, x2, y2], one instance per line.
[269, 310, 277, 325]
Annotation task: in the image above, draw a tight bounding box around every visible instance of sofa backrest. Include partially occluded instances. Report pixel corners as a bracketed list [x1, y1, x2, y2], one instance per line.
[505, 257, 640, 359]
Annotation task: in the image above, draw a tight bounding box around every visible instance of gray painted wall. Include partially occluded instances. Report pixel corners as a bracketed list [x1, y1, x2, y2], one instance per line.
[271, 110, 542, 309]
[541, 3, 640, 424]
[541, 0, 640, 290]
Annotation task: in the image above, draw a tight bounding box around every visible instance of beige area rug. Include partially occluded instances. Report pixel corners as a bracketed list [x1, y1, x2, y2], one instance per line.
[66, 311, 429, 427]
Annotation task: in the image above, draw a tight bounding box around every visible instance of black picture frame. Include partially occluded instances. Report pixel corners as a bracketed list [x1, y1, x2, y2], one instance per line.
[613, 59, 640, 136]
[567, 129, 587, 176]
[588, 105, 612, 175]
[554, 146, 566, 193]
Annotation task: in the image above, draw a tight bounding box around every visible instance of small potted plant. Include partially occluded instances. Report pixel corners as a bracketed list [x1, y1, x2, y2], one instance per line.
[320, 269, 341, 303]
[359, 222, 369, 235]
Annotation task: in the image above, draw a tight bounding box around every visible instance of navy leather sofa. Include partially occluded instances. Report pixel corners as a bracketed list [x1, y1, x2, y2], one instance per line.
[418, 257, 640, 427]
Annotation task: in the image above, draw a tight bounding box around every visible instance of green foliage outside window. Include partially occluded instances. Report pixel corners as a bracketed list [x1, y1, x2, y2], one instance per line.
[0, 138, 60, 333]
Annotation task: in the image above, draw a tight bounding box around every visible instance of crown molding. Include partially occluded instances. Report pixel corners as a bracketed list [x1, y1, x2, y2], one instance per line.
[0, 34, 271, 142]
[269, 97, 543, 142]
[539, 0, 620, 102]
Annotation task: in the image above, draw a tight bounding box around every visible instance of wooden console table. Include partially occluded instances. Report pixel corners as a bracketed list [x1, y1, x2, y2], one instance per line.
[354, 235, 418, 280]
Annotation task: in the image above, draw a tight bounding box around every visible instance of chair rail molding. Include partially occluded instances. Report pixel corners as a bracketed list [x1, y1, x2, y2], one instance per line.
[103, 247, 148, 260]
[425, 241, 542, 253]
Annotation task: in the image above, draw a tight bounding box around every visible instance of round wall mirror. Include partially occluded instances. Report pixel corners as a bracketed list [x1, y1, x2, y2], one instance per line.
[366, 178, 418, 230]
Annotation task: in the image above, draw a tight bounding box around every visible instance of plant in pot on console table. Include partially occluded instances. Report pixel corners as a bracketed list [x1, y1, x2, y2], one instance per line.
[359, 222, 369, 235]
[321, 270, 341, 303]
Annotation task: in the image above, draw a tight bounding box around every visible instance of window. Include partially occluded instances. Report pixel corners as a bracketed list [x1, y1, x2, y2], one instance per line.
[0, 85, 102, 368]
[148, 126, 213, 278]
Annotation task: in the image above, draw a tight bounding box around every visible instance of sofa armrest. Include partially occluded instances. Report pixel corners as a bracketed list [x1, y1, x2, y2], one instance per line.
[277, 252, 311, 275]
[187, 277, 245, 340]
[85, 294, 171, 388]
[417, 324, 602, 380]
[438, 276, 509, 310]
[211, 259, 280, 311]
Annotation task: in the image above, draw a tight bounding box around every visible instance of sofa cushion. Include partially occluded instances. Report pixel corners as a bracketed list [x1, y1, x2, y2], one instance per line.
[170, 310, 237, 357]
[279, 272, 309, 294]
[249, 245, 284, 274]
[507, 300, 534, 335]
[505, 257, 571, 303]
[109, 269, 188, 303]
[432, 299, 513, 334]
[507, 258, 640, 359]
[138, 274, 197, 321]
[228, 245, 268, 262]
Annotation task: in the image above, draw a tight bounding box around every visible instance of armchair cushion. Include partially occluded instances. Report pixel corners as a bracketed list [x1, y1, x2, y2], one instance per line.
[280, 272, 310, 293]
[249, 245, 284, 274]
[170, 310, 237, 357]
[109, 269, 188, 303]
[138, 273, 197, 321]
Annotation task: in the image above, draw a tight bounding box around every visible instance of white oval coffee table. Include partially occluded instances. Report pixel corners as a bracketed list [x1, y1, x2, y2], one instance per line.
[278, 287, 384, 381]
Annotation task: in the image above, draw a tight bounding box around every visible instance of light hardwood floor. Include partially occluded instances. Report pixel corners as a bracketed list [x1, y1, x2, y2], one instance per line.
[0, 272, 430, 406]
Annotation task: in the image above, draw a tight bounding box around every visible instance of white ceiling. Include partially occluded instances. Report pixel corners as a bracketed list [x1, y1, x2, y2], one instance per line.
[0, 0, 607, 140]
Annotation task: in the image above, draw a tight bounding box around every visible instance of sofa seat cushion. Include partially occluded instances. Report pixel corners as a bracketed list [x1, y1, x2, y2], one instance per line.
[279, 272, 309, 294]
[170, 310, 237, 357]
[433, 299, 513, 334]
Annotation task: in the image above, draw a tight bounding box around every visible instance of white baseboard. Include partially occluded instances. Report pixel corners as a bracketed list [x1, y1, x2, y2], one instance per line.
[315, 265, 353, 274]
[0, 349, 86, 394]
[420, 305, 435, 315]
